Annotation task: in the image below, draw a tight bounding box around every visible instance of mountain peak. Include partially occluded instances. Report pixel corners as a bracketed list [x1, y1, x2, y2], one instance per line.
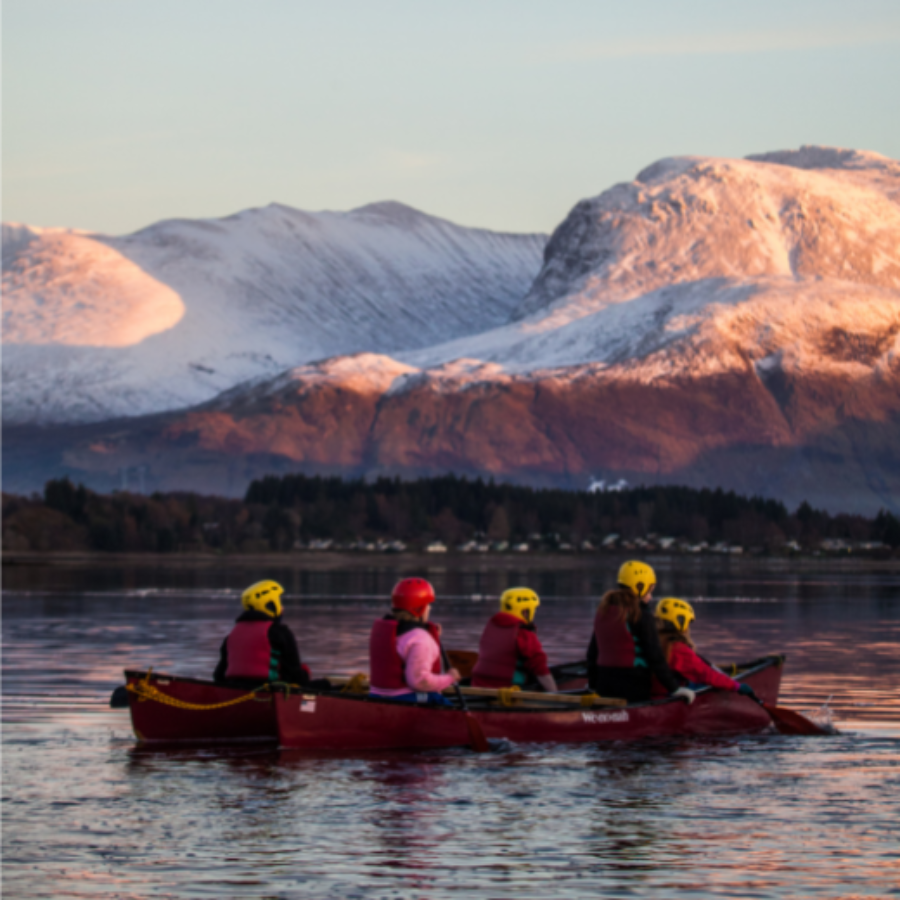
[745, 144, 900, 174]
[512, 146, 900, 322]
[350, 200, 434, 227]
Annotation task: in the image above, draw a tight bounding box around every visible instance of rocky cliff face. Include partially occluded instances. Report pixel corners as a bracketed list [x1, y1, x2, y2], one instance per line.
[4, 147, 899, 513]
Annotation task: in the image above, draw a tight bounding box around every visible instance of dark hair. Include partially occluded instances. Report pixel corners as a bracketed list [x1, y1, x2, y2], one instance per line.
[390, 607, 424, 624]
[598, 587, 642, 625]
[656, 620, 695, 662]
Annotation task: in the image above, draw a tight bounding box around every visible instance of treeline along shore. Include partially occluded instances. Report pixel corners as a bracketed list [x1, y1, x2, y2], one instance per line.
[4, 474, 900, 559]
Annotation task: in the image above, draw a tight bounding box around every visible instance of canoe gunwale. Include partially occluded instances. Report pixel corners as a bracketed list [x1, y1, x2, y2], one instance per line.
[124, 653, 785, 715]
[274, 655, 785, 750]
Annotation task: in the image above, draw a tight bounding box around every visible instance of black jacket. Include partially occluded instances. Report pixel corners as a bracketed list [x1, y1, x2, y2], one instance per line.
[213, 610, 308, 685]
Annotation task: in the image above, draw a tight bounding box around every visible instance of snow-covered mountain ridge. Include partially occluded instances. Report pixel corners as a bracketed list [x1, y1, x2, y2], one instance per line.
[4, 146, 899, 513]
[2, 202, 545, 423]
[393, 146, 900, 377]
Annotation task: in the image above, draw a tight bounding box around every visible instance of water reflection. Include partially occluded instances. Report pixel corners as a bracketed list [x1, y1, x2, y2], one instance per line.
[3, 559, 899, 898]
[8, 553, 900, 603]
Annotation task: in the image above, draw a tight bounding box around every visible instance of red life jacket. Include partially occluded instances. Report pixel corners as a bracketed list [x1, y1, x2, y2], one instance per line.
[225, 620, 274, 680]
[592, 604, 639, 668]
[472, 613, 521, 687]
[369, 618, 442, 691]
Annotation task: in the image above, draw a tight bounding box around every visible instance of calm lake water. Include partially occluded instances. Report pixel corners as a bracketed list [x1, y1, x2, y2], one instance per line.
[3, 554, 899, 899]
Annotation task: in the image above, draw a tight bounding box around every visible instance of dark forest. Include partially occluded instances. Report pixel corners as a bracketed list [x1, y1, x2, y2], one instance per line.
[3, 474, 899, 556]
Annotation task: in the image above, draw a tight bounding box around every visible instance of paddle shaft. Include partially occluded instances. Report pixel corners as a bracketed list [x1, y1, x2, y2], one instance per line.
[447, 685, 626, 707]
[440, 644, 490, 752]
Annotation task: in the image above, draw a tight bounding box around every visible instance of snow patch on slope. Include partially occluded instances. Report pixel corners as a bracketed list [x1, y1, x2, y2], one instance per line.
[401, 278, 900, 385]
[3, 225, 185, 346]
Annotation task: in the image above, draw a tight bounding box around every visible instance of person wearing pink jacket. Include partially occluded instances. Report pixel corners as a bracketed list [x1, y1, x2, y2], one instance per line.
[651, 598, 759, 701]
[369, 577, 461, 704]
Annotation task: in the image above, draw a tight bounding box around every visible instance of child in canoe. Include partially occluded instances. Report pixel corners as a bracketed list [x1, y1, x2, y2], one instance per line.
[369, 577, 461, 704]
[652, 597, 758, 700]
[213, 579, 311, 686]
[587, 561, 695, 705]
[471, 588, 558, 692]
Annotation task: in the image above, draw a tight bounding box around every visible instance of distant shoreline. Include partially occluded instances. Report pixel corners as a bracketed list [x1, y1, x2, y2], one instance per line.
[5, 550, 900, 571]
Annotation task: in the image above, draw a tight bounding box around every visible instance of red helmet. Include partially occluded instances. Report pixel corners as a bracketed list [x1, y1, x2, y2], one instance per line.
[391, 578, 436, 616]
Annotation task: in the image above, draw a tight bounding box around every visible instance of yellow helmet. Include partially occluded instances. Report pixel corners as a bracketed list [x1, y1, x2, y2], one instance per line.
[241, 580, 284, 618]
[655, 597, 695, 633]
[500, 587, 540, 624]
[617, 560, 656, 600]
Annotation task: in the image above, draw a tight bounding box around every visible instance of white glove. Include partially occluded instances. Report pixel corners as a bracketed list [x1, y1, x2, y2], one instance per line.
[673, 687, 696, 705]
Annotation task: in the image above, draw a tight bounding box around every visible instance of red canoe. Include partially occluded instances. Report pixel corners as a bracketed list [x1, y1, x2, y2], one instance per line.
[124, 670, 278, 744]
[122, 655, 784, 748]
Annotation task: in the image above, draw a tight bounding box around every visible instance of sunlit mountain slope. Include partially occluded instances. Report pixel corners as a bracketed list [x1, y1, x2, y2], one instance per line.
[4, 147, 899, 513]
[2, 203, 545, 423]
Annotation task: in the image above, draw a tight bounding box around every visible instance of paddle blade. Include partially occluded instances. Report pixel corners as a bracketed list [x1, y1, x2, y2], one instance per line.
[446, 649, 478, 680]
[764, 703, 829, 736]
[464, 712, 491, 753]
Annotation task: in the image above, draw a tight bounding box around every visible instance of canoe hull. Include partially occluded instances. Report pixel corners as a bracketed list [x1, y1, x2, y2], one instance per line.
[122, 656, 783, 748]
[124, 670, 277, 744]
[276, 658, 782, 750]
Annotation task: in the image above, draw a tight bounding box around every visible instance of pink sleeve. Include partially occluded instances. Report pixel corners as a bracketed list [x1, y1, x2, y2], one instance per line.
[401, 631, 458, 692]
[670, 643, 740, 691]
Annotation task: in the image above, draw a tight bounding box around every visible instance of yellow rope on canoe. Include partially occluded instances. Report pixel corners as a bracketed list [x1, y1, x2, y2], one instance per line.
[580, 693, 601, 707]
[127, 669, 270, 711]
[497, 687, 521, 706]
[340, 673, 370, 694]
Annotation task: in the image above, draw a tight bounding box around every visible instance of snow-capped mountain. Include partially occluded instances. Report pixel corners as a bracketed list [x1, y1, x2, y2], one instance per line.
[402, 145, 900, 371]
[2, 202, 546, 423]
[4, 147, 899, 513]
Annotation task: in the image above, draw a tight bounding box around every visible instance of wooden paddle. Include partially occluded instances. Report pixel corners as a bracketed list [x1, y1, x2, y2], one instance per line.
[440, 645, 491, 752]
[448, 686, 626, 708]
[445, 649, 478, 680]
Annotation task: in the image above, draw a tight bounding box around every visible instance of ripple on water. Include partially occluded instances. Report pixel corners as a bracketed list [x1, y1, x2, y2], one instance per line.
[3, 570, 900, 898]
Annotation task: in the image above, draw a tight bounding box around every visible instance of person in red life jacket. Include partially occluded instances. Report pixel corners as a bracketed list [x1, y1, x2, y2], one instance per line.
[213, 580, 310, 686]
[652, 598, 759, 700]
[471, 588, 558, 692]
[586, 560, 696, 705]
[369, 577, 461, 704]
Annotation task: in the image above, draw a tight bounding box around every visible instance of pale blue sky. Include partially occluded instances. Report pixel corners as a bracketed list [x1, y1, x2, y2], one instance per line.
[4, 0, 900, 235]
